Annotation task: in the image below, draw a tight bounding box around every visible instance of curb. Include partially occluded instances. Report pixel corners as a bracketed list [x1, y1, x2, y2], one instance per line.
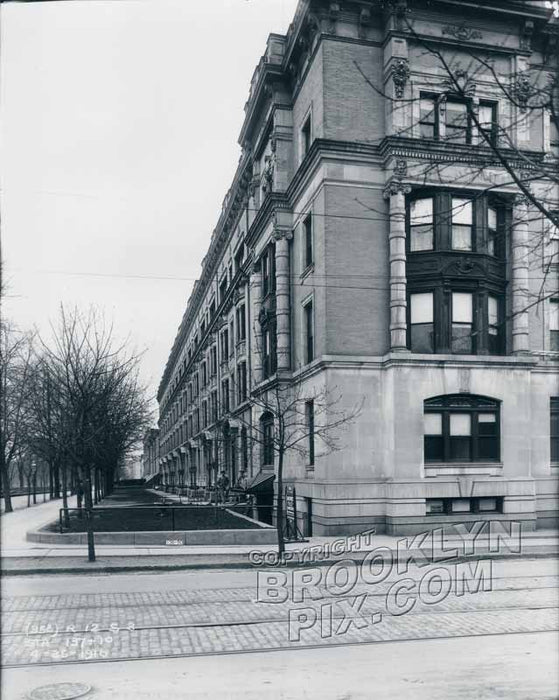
[2, 547, 558, 576]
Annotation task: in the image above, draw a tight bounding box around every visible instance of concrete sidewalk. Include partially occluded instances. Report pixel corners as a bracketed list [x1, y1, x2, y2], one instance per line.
[2, 492, 558, 575]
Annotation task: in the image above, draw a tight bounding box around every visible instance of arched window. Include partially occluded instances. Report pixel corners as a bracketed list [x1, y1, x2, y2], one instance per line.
[424, 394, 500, 463]
[261, 413, 274, 467]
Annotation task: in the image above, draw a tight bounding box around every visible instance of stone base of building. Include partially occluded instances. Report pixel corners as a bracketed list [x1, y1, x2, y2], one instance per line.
[289, 476, 558, 537]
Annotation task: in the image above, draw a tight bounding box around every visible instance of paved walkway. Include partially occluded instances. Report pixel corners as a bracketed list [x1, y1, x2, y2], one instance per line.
[2, 489, 558, 574]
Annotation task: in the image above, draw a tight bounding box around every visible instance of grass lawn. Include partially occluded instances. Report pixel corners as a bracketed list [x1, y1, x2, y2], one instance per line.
[44, 487, 262, 532]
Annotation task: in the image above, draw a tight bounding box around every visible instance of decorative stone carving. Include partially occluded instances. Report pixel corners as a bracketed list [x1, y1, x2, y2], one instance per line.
[520, 19, 534, 52]
[394, 159, 407, 179]
[272, 228, 294, 242]
[262, 154, 275, 193]
[392, 59, 410, 99]
[383, 179, 412, 198]
[358, 7, 371, 38]
[514, 73, 533, 111]
[442, 23, 482, 41]
[328, 2, 341, 33]
[442, 68, 476, 97]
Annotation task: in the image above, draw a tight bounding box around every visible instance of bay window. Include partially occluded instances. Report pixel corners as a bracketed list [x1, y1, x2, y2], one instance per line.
[451, 198, 473, 251]
[451, 292, 473, 353]
[410, 292, 434, 352]
[488, 295, 501, 354]
[410, 198, 434, 251]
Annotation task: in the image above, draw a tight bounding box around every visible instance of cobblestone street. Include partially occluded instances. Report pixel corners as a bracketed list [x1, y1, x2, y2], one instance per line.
[1, 557, 558, 698]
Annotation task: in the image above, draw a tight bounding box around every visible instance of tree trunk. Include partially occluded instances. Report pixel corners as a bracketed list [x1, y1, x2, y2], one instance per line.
[83, 472, 96, 563]
[276, 447, 285, 556]
[27, 473, 31, 507]
[54, 462, 60, 499]
[49, 462, 54, 499]
[32, 471, 37, 504]
[1, 455, 14, 513]
[61, 465, 70, 528]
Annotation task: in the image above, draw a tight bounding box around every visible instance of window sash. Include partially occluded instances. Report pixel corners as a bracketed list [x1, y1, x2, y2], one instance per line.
[305, 302, 314, 363]
[304, 215, 313, 268]
[424, 406, 499, 463]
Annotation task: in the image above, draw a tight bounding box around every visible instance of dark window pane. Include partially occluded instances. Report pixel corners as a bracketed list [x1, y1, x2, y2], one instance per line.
[411, 323, 434, 353]
[425, 436, 444, 462]
[478, 436, 499, 461]
[449, 436, 471, 461]
[451, 324, 473, 353]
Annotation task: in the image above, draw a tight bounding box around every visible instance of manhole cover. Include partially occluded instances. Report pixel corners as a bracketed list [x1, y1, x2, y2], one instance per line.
[27, 682, 92, 700]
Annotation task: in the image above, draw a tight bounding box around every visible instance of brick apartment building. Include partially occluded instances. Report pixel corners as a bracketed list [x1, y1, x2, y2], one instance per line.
[157, 0, 558, 534]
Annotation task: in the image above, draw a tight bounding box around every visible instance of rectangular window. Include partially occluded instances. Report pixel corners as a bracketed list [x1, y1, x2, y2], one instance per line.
[262, 324, 276, 378]
[451, 198, 473, 251]
[410, 198, 434, 252]
[551, 300, 559, 352]
[304, 300, 314, 363]
[229, 320, 235, 356]
[451, 499, 471, 513]
[211, 391, 218, 422]
[234, 244, 245, 273]
[210, 346, 217, 376]
[262, 418, 274, 466]
[478, 413, 499, 460]
[451, 292, 473, 354]
[551, 398, 559, 463]
[410, 292, 434, 353]
[219, 276, 228, 303]
[201, 362, 207, 387]
[261, 246, 276, 297]
[487, 206, 498, 256]
[301, 113, 312, 158]
[306, 400, 315, 466]
[221, 379, 230, 413]
[236, 304, 246, 342]
[547, 219, 559, 267]
[420, 94, 438, 139]
[488, 295, 501, 354]
[449, 413, 472, 461]
[303, 213, 313, 268]
[237, 362, 247, 403]
[424, 412, 443, 461]
[221, 330, 229, 362]
[446, 100, 470, 144]
[478, 101, 497, 145]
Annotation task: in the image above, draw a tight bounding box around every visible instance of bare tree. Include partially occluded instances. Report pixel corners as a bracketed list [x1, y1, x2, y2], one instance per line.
[31, 306, 152, 559]
[0, 322, 34, 513]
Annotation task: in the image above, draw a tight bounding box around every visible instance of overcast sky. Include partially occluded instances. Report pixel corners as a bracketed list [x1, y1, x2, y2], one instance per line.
[1, 0, 299, 406]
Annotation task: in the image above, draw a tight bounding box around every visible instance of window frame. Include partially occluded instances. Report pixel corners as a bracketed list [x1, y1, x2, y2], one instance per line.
[424, 394, 501, 464]
[551, 398, 559, 464]
[301, 110, 312, 161]
[306, 399, 315, 466]
[478, 100, 498, 146]
[303, 213, 313, 269]
[419, 93, 439, 139]
[303, 298, 315, 364]
[445, 97, 472, 145]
